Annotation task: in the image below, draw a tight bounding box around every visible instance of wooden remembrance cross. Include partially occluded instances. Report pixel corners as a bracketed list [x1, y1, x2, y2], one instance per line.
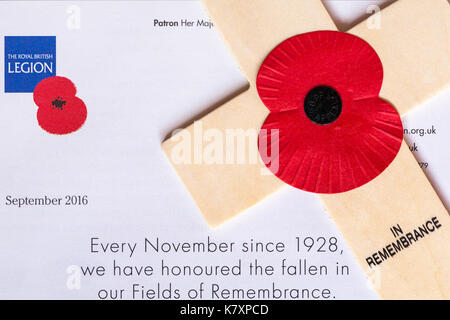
[163, 0, 450, 299]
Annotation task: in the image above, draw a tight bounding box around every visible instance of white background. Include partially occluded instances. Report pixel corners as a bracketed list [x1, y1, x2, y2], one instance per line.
[0, 0, 448, 299]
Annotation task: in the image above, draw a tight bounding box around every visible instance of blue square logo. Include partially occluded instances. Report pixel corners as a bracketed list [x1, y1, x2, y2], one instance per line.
[4, 36, 56, 93]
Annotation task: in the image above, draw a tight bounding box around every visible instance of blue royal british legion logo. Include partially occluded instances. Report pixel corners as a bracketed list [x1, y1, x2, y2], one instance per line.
[4, 36, 56, 93]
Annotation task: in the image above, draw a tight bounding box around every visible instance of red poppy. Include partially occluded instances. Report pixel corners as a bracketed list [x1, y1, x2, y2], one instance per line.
[257, 31, 403, 194]
[33, 76, 87, 135]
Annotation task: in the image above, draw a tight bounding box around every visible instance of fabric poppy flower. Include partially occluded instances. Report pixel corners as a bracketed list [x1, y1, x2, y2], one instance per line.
[33, 76, 87, 135]
[257, 31, 403, 194]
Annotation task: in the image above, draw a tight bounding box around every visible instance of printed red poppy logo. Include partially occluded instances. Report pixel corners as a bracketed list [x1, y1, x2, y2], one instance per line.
[33, 76, 87, 135]
[257, 31, 403, 194]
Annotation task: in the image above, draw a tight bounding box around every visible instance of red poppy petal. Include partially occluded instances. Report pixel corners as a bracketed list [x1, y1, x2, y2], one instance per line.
[33, 76, 77, 107]
[259, 98, 403, 193]
[257, 31, 383, 113]
[37, 96, 87, 135]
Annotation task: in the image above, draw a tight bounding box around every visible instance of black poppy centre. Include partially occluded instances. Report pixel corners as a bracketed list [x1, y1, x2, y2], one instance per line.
[52, 97, 66, 110]
[304, 86, 342, 125]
